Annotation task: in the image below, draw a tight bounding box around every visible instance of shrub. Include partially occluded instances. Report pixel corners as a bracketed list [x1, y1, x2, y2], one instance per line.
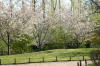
[29, 45, 38, 51]
[90, 50, 100, 65]
[11, 34, 32, 54]
[43, 43, 65, 50]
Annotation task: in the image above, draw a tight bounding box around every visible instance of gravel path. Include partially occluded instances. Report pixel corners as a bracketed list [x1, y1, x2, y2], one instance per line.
[1, 61, 92, 66]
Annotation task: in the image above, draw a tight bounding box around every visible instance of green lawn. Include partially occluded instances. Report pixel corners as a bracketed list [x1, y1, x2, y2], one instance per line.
[88, 63, 100, 66]
[0, 48, 97, 64]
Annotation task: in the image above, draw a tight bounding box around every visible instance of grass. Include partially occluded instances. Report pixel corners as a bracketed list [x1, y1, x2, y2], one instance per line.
[88, 63, 100, 66]
[0, 48, 97, 64]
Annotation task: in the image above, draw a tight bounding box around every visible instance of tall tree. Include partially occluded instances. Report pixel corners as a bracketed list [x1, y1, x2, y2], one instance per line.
[0, 0, 14, 55]
[28, 0, 52, 50]
[0, 0, 29, 55]
[42, 0, 46, 19]
[31, 0, 36, 11]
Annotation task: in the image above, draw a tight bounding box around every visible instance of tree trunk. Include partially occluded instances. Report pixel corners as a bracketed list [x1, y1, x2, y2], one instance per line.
[32, 0, 36, 11]
[42, 0, 45, 19]
[38, 40, 42, 51]
[7, 32, 10, 55]
[8, 45, 10, 55]
[59, 0, 61, 9]
[38, 41, 41, 50]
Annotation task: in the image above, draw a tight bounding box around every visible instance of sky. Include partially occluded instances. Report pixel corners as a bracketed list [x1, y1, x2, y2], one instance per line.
[0, 0, 71, 10]
[62, 0, 71, 8]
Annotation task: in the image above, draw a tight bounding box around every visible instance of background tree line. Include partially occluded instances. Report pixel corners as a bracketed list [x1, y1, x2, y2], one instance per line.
[0, 0, 99, 55]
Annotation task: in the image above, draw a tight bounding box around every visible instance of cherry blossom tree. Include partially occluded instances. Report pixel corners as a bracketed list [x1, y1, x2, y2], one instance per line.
[0, 0, 31, 54]
[0, 0, 97, 52]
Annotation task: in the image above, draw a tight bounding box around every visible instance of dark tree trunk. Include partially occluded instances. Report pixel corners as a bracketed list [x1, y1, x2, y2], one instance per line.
[38, 41, 42, 51]
[77, 43, 79, 48]
[7, 32, 10, 55]
[8, 45, 10, 55]
[76, 39, 79, 48]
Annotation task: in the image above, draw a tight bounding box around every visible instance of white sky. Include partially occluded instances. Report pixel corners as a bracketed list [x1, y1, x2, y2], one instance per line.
[0, 0, 71, 9]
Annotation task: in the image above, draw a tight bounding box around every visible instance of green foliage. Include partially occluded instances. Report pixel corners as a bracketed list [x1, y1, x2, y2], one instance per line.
[43, 43, 65, 50]
[90, 13, 100, 24]
[85, 40, 91, 48]
[52, 27, 65, 43]
[11, 34, 32, 54]
[90, 50, 100, 64]
[65, 39, 82, 48]
[46, 27, 75, 49]
[80, 41, 86, 48]
[0, 40, 8, 52]
[89, 13, 100, 48]
[29, 45, 38, 51]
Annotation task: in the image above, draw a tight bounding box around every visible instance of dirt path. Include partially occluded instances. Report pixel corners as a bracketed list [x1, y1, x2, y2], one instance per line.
[1, 61, 92, 66]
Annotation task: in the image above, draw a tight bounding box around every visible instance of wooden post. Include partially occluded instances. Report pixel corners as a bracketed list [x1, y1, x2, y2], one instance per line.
[94, 58, 96, 63]
[29, 58, 31, 63]
[79, 60, 82, 66]
[93, 57, 96, 63]
[56, 56, 58, 62]
[42, 57, 44, 62]
[77, 62, 79, 66]
[14, 58, 16, 64]
[70, 56, 71, 61]
[83, 56, 85, 61]
[0, 59, 1, 65]
[2, 51, 3, 55]
[85, 59, 87, 66]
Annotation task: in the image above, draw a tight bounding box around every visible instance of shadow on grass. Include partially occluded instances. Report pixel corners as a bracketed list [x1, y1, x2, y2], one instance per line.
[88, 63, 100, 66]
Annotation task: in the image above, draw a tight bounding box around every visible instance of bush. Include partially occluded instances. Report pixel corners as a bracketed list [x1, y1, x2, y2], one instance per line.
[85, 40, 91, 48]
[43, 43, 65, 50]
[29, 45, 38, 51]
[11, 40, 28, 54]
[11, 34, 32, 54]
[90, 50, 100, 65]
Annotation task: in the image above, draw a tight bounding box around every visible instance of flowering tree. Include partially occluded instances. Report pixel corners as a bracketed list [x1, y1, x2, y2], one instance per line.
[0, 0, 31, 54]
[0, 0, 98, 53]
[49, 1, 96, 48]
